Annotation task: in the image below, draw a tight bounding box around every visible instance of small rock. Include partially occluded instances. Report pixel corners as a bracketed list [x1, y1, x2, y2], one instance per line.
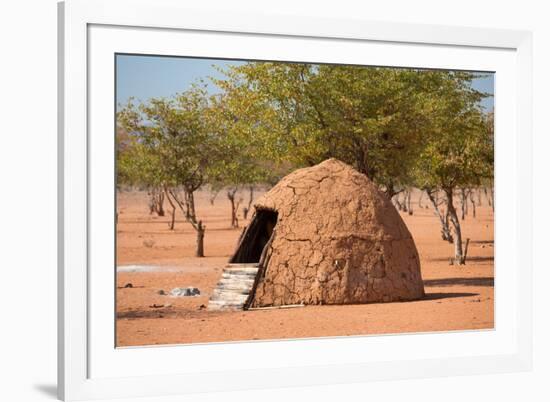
[198, 304, 206, 310]
[149, 304, 164, 308]
[170, 287, 201, 297]
[157, 289, 167, 295]
[124, 283, 133, 288]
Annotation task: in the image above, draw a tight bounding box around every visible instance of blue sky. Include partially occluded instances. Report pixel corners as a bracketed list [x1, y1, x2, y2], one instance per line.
[116, 54, 494, 110]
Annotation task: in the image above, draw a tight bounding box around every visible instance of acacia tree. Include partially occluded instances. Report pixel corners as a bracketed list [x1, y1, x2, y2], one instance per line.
[117, 124, 167, 217]
[424, 188, 453, 242]
[413, 72, 493, 264]
[117, 123, 169, 218]
[117, 87, 215, 257]
[215, 62, 447, 197]
[206, 89, 280, 228]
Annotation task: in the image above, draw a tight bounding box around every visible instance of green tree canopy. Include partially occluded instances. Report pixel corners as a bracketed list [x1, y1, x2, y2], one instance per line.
[214, 63, 490, 196]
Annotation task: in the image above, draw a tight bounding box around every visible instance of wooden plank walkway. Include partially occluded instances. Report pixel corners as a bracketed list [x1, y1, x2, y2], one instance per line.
[208, 263, 259, 311]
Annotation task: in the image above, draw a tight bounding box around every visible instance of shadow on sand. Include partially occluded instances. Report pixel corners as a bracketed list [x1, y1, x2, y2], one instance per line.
[423, 292, 478, 300]
[424, 277, 494, 287]
[470, 239, 494, 245]
[431, 255, 494, 263]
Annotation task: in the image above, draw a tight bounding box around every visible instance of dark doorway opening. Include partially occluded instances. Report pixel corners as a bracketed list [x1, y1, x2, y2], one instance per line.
[230, 209, 278, 264]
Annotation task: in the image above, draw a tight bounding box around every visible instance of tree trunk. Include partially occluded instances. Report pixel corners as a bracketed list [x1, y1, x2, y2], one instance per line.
[156, 190, 165, 217]
[392, 194, 403, 211]
[169, 207, 175, 230]
[406, 190, 413, 215]
[384, 182, 394, 199]
[483, 187, 495, 211]
[196, 221, 205, 257]
[167, 188, 207, 258]
[445, 188, 465, 265]
[209, 189, 219, 206]
[426, 190, 453, 243]
[469, 191, 476, 218]
[463, 238, 470, 263]
[460, 188, 468, 220]
[227, 188, 239, 228]
[163, 187, 176, 230]
[148, 191, 155, 214]
[243, 185, 254, 220]
[184, 190, 196, 220]
[445, 209, 451, 234]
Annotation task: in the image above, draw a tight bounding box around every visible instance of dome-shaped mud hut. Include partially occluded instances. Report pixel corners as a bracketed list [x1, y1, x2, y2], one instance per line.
[208, 159, 425, 311]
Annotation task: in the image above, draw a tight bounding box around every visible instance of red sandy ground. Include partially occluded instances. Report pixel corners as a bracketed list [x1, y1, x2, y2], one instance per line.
[116, 190, 494, 347]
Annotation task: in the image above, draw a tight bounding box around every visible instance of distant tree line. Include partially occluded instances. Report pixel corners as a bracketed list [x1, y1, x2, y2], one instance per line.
[117, 62, 493, 263]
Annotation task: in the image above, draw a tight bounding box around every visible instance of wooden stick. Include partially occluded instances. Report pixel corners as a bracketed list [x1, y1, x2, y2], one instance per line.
[248, 304, 305, 311]
[243, 233, 275, 310]
[463, 238, 470, 264]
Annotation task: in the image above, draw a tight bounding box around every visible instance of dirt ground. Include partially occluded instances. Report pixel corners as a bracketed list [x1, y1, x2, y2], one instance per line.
[116, 189, 494, 347]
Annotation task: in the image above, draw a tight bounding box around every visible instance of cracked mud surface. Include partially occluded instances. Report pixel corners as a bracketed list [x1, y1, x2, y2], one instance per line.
[250, 159, 424, 307]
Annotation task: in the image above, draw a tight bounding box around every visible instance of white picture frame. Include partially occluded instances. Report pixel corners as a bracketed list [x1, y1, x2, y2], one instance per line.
[58, 0, 533, 400]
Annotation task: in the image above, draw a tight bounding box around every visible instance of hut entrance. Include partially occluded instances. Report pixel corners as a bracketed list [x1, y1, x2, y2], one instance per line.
[209, 209, 278, 311]
[230, 209, 278, 264]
